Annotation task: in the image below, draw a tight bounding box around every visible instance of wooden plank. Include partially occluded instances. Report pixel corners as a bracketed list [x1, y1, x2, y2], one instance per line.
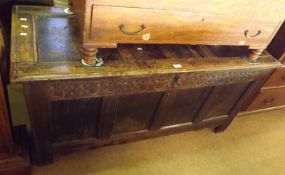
[97, 97, 119, 138]
[149, 91, 176, 130]
[53, 116, 227, 154]
[50, 98, 101, 142]
[215, 77, 268, 132]
[98, 92, 162, 137]
[194, 83, 248, 122]
[110, 92, 162, 135]
[150, 87, 212, 130]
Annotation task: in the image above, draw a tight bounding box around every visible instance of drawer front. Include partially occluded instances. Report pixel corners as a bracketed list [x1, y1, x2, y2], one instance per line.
[264, 67, 285, 88]
[247, 88, 285, 111]
[90, 6, 280, 49]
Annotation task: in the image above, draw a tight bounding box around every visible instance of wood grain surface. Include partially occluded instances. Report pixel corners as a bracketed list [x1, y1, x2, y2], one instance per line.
[70, 0, 284, 60]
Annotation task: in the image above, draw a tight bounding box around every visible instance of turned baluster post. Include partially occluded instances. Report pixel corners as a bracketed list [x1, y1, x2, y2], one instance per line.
[246, 49, 264, 62]
[80, 47, 103, 67]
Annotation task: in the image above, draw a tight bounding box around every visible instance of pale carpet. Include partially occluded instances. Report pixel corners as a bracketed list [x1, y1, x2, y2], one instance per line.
[33, 108, 285, 175]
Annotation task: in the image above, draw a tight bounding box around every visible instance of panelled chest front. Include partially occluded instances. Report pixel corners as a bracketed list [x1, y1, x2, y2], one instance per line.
[10, 6, 281, 165]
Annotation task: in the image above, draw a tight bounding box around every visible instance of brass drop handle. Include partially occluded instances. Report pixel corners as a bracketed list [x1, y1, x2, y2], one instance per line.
[264, 97, 274, 105]
[245, 30, 261, 38]
[119, 24, 146, 35]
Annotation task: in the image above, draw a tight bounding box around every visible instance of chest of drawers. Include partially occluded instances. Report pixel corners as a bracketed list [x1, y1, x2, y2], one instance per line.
[246, 22, 285, 112]
[69, 0, 285, 65]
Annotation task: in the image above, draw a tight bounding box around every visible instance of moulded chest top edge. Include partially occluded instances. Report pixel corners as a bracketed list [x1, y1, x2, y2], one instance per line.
[83, 0, 285, 20]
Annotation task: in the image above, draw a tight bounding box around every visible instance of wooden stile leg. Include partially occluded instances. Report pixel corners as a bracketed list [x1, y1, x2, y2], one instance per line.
[215, 75, 269, 133]
[23, 83, 53, 165]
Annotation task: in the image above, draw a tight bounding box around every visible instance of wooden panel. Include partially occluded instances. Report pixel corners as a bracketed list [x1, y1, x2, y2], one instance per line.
[247, 88, 285, 111]
[153, 87, 212, 128]
[102, 92, 163, 135]
[98, 92, 163, 137]
[90, 5, 279, 49]
[194, 83, 248, 122]
[215, 76, 267, 132]
[11, 10, 37, 64]
[50, 98, 101, 143]
[263, 67, 285, 88]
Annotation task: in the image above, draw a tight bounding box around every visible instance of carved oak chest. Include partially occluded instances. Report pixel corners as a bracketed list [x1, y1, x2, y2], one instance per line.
[69, 0, 285, 65]
[10, 6, 282, 165]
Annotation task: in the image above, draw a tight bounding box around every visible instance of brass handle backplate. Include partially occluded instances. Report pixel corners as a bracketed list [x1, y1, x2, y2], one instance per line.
[119, 24, 146, 35]
[245, 30, 261, 38]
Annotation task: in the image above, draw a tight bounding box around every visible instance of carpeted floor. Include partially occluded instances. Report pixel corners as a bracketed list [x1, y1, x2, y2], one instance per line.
[33, 109, 285, 175]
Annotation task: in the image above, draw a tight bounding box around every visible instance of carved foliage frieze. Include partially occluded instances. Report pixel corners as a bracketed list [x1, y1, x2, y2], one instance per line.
[45, 74, 176, 100]
[176, 69, 270, 89]
[45, 69, 270, 100]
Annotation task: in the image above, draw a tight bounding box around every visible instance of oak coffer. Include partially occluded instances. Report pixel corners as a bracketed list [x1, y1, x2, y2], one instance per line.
[69, 0, 285, 65]
[10, 6, 281, 165]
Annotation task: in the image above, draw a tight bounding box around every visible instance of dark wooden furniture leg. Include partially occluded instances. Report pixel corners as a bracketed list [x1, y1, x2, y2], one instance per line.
[23, 83, 53, 165]
[80, 47, 103, 67]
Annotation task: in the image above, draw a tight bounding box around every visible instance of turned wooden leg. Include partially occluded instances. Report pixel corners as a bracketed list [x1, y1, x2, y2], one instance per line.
[80, 47, 104, 67]
[246, 49, 264, 62]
